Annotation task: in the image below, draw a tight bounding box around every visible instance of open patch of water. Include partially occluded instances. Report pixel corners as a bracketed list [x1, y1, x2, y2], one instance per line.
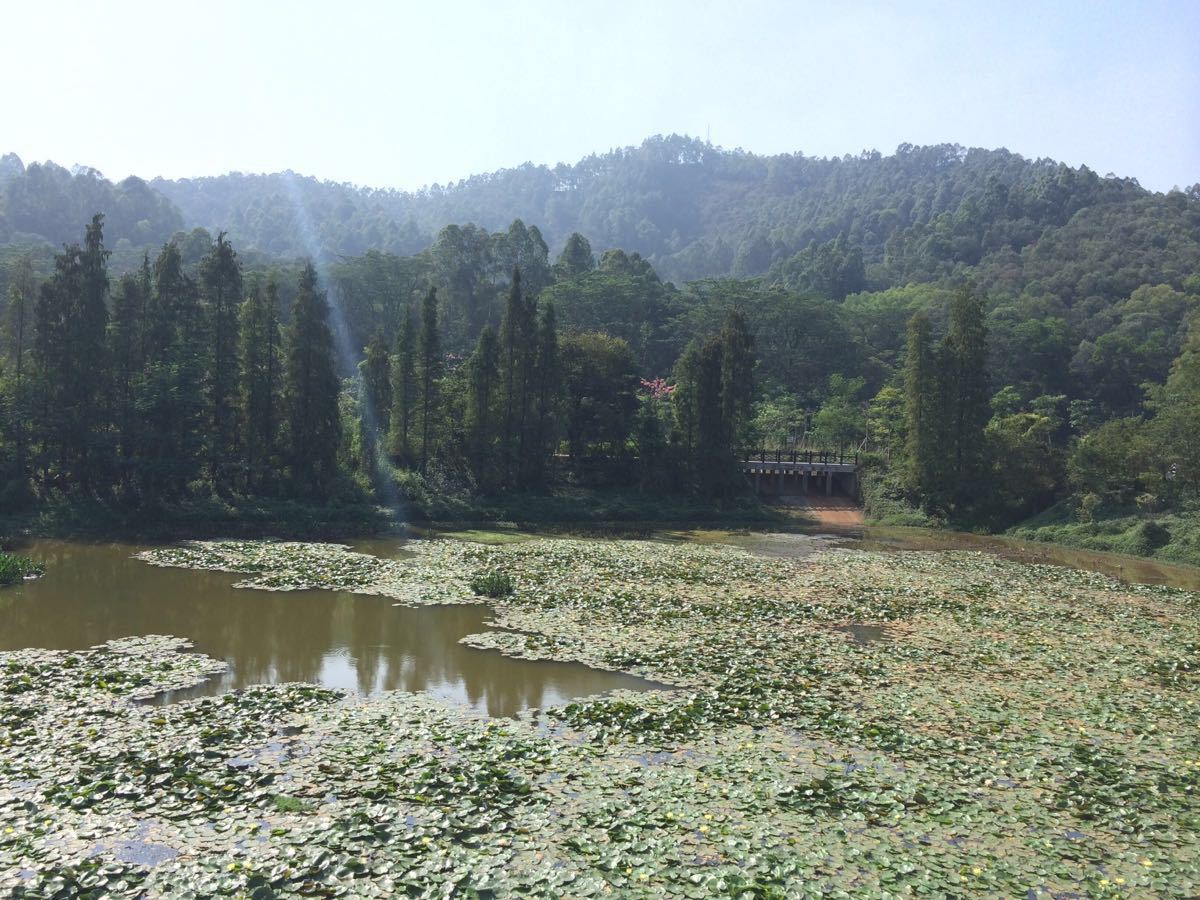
[0, 540, 658, 717]
[831, 624, 892, 644]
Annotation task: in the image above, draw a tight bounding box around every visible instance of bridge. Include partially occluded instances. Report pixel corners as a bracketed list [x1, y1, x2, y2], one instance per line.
[738, 449, 859, 499]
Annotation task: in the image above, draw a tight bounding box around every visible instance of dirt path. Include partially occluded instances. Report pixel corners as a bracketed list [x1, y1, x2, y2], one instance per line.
[772, 495, 865, 527]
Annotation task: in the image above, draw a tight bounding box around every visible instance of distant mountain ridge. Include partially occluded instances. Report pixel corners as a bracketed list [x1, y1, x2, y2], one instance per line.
[2, 136, 1196, 293]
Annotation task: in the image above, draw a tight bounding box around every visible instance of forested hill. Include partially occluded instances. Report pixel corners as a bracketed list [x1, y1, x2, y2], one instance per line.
[3, 137, 1196, 291]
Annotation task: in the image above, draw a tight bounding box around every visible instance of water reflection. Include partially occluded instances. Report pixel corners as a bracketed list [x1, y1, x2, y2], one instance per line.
[0, 540, 657, 717]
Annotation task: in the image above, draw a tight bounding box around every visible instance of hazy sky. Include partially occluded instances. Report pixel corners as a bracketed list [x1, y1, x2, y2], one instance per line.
[2, 1, 1196, 192]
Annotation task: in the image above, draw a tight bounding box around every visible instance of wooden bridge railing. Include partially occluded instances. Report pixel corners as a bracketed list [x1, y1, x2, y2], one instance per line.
[736, 449, 858, 466]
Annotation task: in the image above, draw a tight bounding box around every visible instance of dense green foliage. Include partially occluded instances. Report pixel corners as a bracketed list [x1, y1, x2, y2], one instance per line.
[1, 221, 357, 507]
[1, 138, 1198, 545]
[0, 549, 42, 585]
[0, 220, 757, 510]
[143, 138, 1200, 293]
[6, 138, 1197, 294]
[0, 155, 181, 252]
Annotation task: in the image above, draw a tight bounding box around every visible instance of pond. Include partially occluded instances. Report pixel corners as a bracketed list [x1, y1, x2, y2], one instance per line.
[0, 539, 658, 716]
[3, 528, 1199, 894]
[3, 527, 1197, 715]
[659, 525, 1200, 589]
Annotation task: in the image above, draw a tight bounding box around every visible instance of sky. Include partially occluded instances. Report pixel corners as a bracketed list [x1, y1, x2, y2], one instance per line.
[1, 0, 1196, 192]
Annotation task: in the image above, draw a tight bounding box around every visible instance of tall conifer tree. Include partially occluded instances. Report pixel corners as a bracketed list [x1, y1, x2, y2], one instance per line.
[941, 285, 989, 509]
[389, 306, 416, 465]
[465, 325, 499, 486]
[528, 300, 560, 485]
[238, 279, 281, 490]
[415, 287, 442, 472]
[200, 232, 243, 485]
[4, 255, 34, 475]
[359, 330, 392, 436]
[284, 263, 342, 494]
[719, 310, 755, 451]
[33, 214, 109, 489]
[903, 312, 941, 504]
[109, 268, 147, 480]
[498, 269, 534, 485]
[150, 241, 206, 493]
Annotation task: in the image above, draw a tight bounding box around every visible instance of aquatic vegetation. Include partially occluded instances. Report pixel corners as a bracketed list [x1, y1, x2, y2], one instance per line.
[0, 552, 43, 586]
[4, 536, 1199, 895]
[137, 539, 481, 605]
[469, 571, 514, 598]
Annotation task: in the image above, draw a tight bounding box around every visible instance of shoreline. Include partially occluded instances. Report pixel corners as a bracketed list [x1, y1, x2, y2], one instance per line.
[6, 495, 1199, 593]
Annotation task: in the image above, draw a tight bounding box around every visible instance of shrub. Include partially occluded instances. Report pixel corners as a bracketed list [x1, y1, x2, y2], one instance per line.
[469, 571, 514, 598]
[0, 552, 44, 586]
[1127, 520, 1171, 555]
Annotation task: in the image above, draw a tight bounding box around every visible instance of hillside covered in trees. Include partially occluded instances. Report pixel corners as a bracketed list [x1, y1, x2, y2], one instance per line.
[1, 137, 1198, 558]
[4, 137, 1198, 290]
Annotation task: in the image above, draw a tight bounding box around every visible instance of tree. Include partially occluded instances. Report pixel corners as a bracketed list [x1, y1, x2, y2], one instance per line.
[389, 305, 416, 465]
[359, 329, 392, 436]
[415, 286, 442, 472]
[526, 300, 561, 486]
[540, 268, 675, 372]
[465, 325, 499, 486]
[985, 399, 1065, 522]
[200, 232, 243, 486]
[356, 328, 393, 487]
[669, 311, 756, 495]
[108, 262, 149, 480]
[137, 240, 206, 494]
[238, 278, 281, 490]
[812, 375, 867, 449]
[1147, 313, 1200, 501]
[940, 285, 990, 509]
[554, 232, 595, 279]
[692, 336, 730, 495]
[867, 385, 905, 459]
[750, 392, 806, 450]
[561, 332, 639, 460]
[430, 223, 491, 346]
[32, 214, 110, 490]
[718, 310, 755, 450]
[3, 255, 35, 475]
[498, 270, 534, 484]
[634, 389, 670, 492]
[284, 262, 342, 494]
[903, 312, 941, 503]
[496, 220, 552, 299]
[1068, 418, 1156, 506]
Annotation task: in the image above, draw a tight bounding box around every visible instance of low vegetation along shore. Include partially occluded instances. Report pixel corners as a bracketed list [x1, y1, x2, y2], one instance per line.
[0, 550, 41, 585]
[1009, 503, 1200, 569]
[3, 536, 1198, 895]
[0, 487, 784, 544]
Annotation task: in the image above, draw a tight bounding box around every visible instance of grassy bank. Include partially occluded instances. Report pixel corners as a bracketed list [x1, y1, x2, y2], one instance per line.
[860, 458, 1200, 571]
[1009, 502, 1200, 568]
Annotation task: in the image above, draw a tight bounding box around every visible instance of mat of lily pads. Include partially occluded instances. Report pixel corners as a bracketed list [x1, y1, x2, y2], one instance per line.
[2, 537, 1198, 896]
